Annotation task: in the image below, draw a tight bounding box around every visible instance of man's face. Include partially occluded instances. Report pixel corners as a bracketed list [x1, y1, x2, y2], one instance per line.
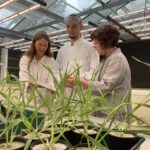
[66, 17, 82, 39]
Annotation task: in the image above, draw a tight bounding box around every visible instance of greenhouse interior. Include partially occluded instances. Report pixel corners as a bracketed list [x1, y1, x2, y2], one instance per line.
[0, 0, 150, 150]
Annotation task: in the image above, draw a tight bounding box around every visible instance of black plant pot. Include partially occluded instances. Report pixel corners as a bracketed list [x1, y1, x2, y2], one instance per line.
[62, 124, 99, 146]
[62, 127, 145, 150]
[73, 143, 100, 150]
[0, 137, 26, 150]
[102, 132, 145, 150]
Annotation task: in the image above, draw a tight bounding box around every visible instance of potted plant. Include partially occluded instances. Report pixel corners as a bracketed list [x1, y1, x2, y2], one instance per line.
[0, 80, 26, 149]
[0, 65, 149, 150]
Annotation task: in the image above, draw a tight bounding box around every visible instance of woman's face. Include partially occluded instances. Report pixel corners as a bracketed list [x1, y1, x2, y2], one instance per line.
[93, 39, 105, 55]
[35, 38, 49, 58]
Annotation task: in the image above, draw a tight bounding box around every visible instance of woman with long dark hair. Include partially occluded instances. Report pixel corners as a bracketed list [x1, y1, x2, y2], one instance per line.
[19, 31, 59, 95]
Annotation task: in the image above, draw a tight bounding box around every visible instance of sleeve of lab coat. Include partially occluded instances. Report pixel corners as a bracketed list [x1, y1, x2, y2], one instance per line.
[19, 55, 30, 81]
[56, 47, 63, 72]
[90, 57, 125, 93]
[47, 58, 60, 91]
[82, 47, 99, 80]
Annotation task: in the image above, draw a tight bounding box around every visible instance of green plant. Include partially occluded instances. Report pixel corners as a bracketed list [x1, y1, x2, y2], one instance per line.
[0, 75, 24, 148]
[0, 63, 149, 149]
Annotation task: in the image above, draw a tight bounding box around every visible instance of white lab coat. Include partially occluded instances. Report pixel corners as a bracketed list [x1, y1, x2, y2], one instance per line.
[19, 55, 59, 93]
[90, 48, 131, 120]
[56, 38, 99, 80]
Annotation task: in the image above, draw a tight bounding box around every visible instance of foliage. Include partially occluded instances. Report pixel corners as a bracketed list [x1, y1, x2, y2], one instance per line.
[0, 63, 149, 149]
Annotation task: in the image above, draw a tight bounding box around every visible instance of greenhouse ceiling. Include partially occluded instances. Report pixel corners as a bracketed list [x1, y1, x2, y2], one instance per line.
[0, 0, 150, 51]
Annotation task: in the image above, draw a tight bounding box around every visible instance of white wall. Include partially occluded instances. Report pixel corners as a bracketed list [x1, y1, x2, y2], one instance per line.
[131, 89, 150, 120]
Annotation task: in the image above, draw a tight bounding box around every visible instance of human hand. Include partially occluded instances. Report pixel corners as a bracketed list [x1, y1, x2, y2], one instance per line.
[66, 76, 76, 88]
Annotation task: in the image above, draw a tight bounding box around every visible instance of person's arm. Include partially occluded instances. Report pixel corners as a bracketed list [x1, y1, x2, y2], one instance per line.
[56, 48, 63, 72]
[65, 76, 90, 88]
[81, 47, 99, 80]
[45, 58, 60, 92]
[90, 57, 126, 93]
[19, 55, 33, 92]
[19, 55, 30, 81]
[80, 78, 90, 88]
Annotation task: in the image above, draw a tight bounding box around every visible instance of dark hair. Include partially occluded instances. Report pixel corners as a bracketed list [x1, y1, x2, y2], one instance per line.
[65, 13, 82, 24]
[24, 31, 52, 68]
[91, 24, 120, 49]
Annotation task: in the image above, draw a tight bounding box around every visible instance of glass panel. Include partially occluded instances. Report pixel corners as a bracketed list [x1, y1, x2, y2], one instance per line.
[52, 23, 65, 29]
[117, 9, 126, 15]
[49, 2, 78, 17]
[125, 0, 145, 11]
[92, 3, 102, 9]
[62, 5, 79, 17]
[8, 22, 16, 29]
[117, 0, 146, 15]
[0, 8, 14, 20]
[0, 8, 14, 28]
[65, 0, 98, 11]
[0, 0, 5, 3]
[49, 0, 101, 17]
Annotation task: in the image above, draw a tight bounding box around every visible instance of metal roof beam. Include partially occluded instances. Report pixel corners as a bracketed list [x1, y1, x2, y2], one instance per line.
[78, 0, 135, 16]
[88, 20, 126, 42]
[20, 20, 58, 32]
[0, 27, 31, 40]
[11, 17, 26, 30]
[19, 0, 134, 33]
[117, 11, 150, 23]
[95, 12, 141, 41]
[17, 0, 64, 22]
[107, 15, 141, 41]
[96, 0, 117, 14]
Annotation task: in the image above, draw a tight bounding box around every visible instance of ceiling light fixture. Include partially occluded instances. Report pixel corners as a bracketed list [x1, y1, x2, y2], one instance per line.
[112, 7, 150, 19]
[50, 34, 68, 39]
[126, 22, 150, 29]
[0, 39, 25, 46]
[53, 39, 69, 43]
[137, 33, 150, 37]
[20, 49, 28, 52]
[2, 24, 92, 50]
[48, 23, 88, 35]
[120, 15, 150, 24]
[0, 4, 40, 24]
[81, 27, 96, 33]
[133, 27, 150, 33]
[0, 0, 16, 8]
[141, 36, 150, 40]
[5, 41, 31, 49]
[13, 45, 30, 50]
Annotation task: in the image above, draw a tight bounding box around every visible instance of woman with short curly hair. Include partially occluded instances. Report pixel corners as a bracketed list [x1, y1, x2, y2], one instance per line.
[67, 24, 131, 121]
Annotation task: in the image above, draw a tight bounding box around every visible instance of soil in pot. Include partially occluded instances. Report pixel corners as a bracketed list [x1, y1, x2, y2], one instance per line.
[63, 119, 83, 127]
[0, 137, 26, 150]
[30, 139, 68, 150]
[22, 130, 51, 141]
[109, 131, 136, 138]
[73, 143, 108, 150]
